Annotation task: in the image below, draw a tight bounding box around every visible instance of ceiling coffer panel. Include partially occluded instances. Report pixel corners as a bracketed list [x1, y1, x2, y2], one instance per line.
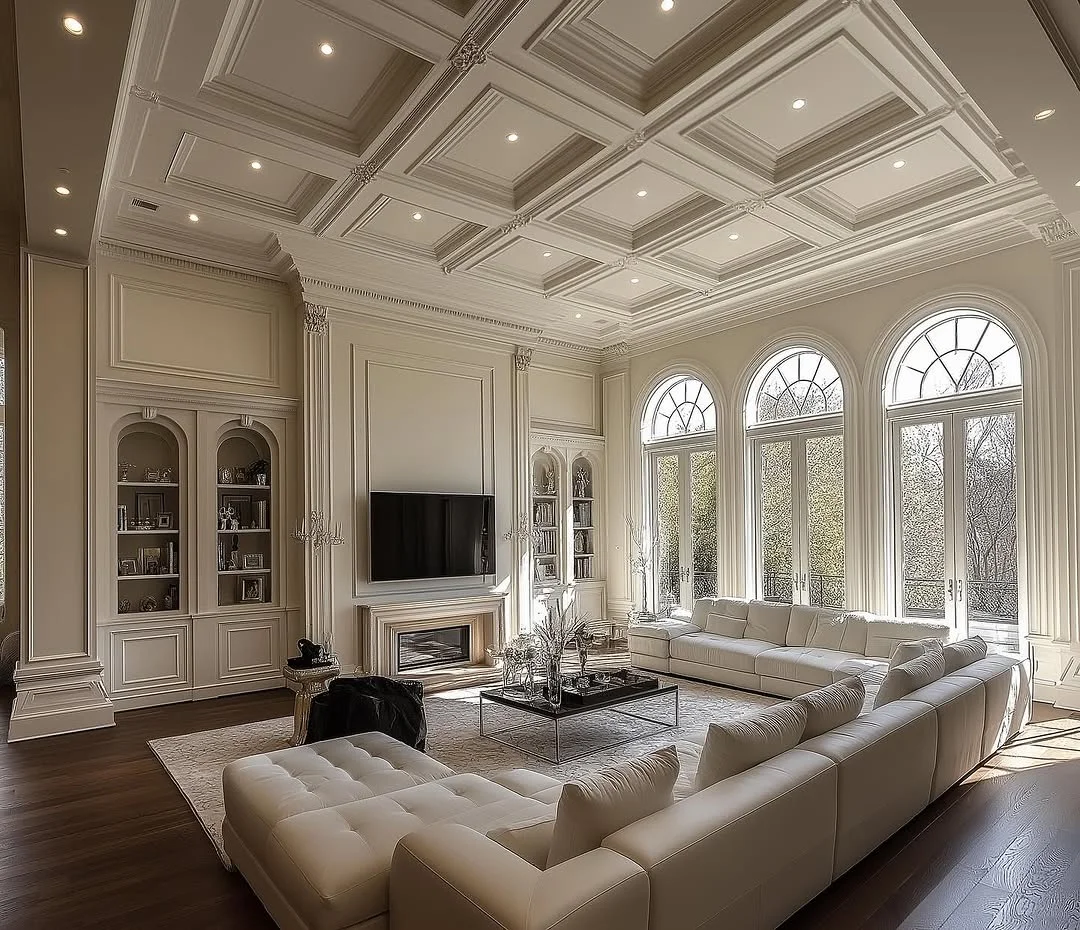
[407, 85, 604, 211]
[198, 0, 433, 155]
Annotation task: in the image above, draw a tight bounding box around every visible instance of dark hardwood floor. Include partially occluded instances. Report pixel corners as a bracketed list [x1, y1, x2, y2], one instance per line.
[1, 687, 1077, 930]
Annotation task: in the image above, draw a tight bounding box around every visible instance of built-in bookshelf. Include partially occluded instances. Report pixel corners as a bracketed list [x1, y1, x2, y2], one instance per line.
[572, 456, 595, 581]
[116, 425, 183, 616]
[531, 451, 562, 585]
[216, 429, 273, 607]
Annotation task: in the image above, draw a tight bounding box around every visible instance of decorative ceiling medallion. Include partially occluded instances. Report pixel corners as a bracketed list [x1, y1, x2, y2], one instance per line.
[613, 254, 640, 269]
[499, 213, 533, 236]
[735, 199, 768, 214]
[129, 84, 161, 105]
[625, 131, 647, 152]
[350, 163, 379, 187]
[450, 39, 488, 71]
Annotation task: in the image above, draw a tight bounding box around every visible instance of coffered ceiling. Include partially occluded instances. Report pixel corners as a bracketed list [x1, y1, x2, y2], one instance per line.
[99, 0, 1057, 349]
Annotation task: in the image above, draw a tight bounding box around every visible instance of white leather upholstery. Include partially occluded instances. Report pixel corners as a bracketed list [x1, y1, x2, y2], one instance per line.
[745, 600, 792, 646]
[670, 658, 761, 691]
[222, 732, 454, 849]
[902, 675, 986, 799]
[670, 633, 774, 672]
[863, 617, 952, 659]
[952, 653, 1031, 755]
[786, 605, 820, 647]
[756, 646, 866, 687]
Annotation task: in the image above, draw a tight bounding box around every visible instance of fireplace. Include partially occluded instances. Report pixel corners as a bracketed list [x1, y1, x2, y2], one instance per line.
[397, 625, 471, 672]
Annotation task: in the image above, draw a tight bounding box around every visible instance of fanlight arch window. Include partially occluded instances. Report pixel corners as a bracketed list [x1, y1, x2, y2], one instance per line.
[890, 311, 1021, 405]
[749, 349, 843, 426]
[643, 375, 716, 442]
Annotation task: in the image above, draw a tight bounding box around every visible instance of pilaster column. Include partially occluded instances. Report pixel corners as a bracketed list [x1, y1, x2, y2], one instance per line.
[9, 255, 112, 741]
[301, 302, 332, 642]
[510, 346, 533, 634]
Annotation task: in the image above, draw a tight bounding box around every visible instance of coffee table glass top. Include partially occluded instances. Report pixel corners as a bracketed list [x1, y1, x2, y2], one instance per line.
[480, 670, 676, 719]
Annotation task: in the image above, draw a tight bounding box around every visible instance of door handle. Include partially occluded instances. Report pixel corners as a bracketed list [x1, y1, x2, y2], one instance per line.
[946, 579, 954, 601]
[801, 573, 808, 591]
[956, 579, 964, 602]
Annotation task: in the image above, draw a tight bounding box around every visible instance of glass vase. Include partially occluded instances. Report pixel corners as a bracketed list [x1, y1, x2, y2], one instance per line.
[546, 655, 563, 709]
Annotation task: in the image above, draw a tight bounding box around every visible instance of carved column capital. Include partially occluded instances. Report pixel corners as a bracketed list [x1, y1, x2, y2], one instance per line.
[514, 347, 534, 372]
[303, 302, 328, 336]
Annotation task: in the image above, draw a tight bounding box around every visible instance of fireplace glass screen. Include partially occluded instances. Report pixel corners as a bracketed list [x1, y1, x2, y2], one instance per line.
[398, 625, 470, 672]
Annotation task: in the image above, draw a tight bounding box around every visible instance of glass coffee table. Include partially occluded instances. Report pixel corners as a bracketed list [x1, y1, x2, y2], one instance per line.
[479, 671, 679, 764]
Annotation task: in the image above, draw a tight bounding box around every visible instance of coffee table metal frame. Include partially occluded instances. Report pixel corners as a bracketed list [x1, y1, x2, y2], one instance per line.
[479, 683, 679, 764]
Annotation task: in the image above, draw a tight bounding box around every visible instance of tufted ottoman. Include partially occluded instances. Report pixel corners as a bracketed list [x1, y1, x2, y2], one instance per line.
[222, 731, 561, 930]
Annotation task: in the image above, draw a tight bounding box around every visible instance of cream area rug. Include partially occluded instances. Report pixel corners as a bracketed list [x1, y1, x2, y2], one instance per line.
[149, 677, 777, 868]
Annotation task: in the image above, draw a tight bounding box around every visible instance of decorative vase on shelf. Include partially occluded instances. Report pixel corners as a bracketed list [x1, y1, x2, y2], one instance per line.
[546, 654, 563, 709]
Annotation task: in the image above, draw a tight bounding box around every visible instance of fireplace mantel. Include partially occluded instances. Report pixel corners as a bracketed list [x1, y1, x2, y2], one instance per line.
[358, 595, 506, 688]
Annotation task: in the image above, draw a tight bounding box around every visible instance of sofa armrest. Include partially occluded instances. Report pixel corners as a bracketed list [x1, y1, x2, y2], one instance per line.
[628, 618, 701, 641]
[390, 824, 649, 930]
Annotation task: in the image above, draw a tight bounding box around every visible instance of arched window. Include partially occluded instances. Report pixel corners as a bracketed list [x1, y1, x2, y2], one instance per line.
[641, 375, 718, 615]
[747, 348, 845, 608]
[645, 375, 716, 441]
[886, 309, 1022, 653]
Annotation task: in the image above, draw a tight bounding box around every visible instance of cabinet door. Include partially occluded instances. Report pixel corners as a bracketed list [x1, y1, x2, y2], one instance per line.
[105, 622, 192, 702]
[193, 614, 284, 696]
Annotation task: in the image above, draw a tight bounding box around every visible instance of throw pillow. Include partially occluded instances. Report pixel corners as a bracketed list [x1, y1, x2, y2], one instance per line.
[808, 613, 847, 651]
[488, 815, 556, 870]
[547, 746, 679, 867]
[705, 613, 747, 638]
[873, 648, 947, 709]
[694, 702, 807, 792]
[794, 676, 866, 739]
[889, 637, 945, 669]
[942, 635, 988, 674]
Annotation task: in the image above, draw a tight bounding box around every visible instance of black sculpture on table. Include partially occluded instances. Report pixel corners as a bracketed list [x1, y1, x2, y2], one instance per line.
[306, 676, 428, 751]
[287, 638, 333, 669]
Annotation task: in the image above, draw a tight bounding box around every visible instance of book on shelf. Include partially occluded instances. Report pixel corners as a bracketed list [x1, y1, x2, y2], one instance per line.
[532, 500, 556, 527]
[572, 501, 592, 526]
[574, 557, 593, 579]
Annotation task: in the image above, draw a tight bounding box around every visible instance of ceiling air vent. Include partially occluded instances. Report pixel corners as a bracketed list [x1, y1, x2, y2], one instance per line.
[131, 198, 159, 212]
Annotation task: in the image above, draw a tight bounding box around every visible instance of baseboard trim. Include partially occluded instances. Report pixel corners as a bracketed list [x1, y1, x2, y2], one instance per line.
[8, 664, 115, 741]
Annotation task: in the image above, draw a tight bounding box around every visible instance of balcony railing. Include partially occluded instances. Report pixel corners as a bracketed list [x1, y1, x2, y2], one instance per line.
[761, 571, 845, 609]
[655, 568, 718, 615]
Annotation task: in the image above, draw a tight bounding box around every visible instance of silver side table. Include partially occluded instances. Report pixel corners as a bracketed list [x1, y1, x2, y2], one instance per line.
[283, 661, 340, 747]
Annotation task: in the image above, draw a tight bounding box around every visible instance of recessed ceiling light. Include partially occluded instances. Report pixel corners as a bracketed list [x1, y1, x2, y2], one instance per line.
[892, 159, 906, 169]
[188, 213, 200, 223]
[55, 185, 70, 196]
[506, 132, 519, 143]
[55, 228, 68, 236]
[791, 98, 806, 110]
[630, 277, 640, 284]
[62, 16, 84, 35]
[660, 0, 675, 11]
[542, 251, 552, 257]
[1075, 179, 1080, 187]
[412, 212, 423, 221]
[1034, 108, 1056, 121]
[575, 312, 583, 318]
[728, 232, 740, 240]
[636, 189, 648, 197]
[319, 42, 334, 56]
[250, 160, 262, 170]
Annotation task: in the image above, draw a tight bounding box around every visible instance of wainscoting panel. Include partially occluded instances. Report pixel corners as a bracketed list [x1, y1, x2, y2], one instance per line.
[105, 621, 192, 698]
[531, 365, 596, 431]
[192, 614, 284, 691]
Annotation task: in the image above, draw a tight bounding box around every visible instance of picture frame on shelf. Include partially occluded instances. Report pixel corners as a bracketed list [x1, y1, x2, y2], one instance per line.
[156, 513, 173, 529]
[144, 558, 160, 576]
[136, 492, 165, 522]
[242, 553, 263, 570]
[145, 467, 161, 482]
[118, 559, 137, 576]
[222, 494, 252, 528]
[239, 576, 264, 602]
[218, 465, 233, 485]
[138, 546, 162, 575]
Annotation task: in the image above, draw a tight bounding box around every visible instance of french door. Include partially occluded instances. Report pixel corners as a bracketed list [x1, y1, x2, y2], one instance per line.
[649, 445, 717, 613]
[753, 429, 845, 608]
[893, 405, 1020, 650]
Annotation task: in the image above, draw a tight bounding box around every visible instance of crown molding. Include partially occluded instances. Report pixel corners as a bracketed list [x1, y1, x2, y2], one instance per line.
[96, 240, 286, 291]
[535, 335, 603, 362]
[96, 378, 299, 413]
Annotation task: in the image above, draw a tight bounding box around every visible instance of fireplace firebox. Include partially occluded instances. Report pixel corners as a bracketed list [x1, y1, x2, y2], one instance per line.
[397, 625, 471, 672]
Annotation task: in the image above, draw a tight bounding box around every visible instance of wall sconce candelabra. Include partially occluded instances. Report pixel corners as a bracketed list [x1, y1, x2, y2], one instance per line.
[292, 510, 345, 549]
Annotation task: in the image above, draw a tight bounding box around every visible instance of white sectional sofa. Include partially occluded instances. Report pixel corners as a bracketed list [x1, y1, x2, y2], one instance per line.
[630, 597, 954, 696]
[223, 642, 1031, 930]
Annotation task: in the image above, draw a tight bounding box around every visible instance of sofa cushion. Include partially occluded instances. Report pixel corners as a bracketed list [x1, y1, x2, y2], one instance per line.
[794, 677, 866, 739]
[833, 656, 888, 682]
[628, 618, 700, 642]
[746, 600, 792, 646]
[670, 633, 776, 672]
[692, 597, 748, 629]
[901, 675, 986, 800]
[837, 612, 870, 655]
[262, 773, 550, 929]
[942, 636, 988, 674]
[487, 814, 556, 869]
[221, 731, 455, 850]
[695, 702, 807, 791]
[786, 606, 820, 647]
[889, 637, 945, 669]
[548, 746, 679, 867]
[952, 654, 1029, 756]
[873, 648, 947, 709]
[864, 618, 951, 659]
[755, 646, 866, 687]
[808, 613, 847, 650]
[705, 612, 748, 638]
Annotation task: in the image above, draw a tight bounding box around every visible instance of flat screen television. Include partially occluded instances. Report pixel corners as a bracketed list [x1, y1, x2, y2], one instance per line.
[369, 491, 495, 582]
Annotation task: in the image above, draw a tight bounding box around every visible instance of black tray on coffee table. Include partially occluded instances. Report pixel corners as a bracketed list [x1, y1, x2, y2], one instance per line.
[560, 668, 659, 706]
